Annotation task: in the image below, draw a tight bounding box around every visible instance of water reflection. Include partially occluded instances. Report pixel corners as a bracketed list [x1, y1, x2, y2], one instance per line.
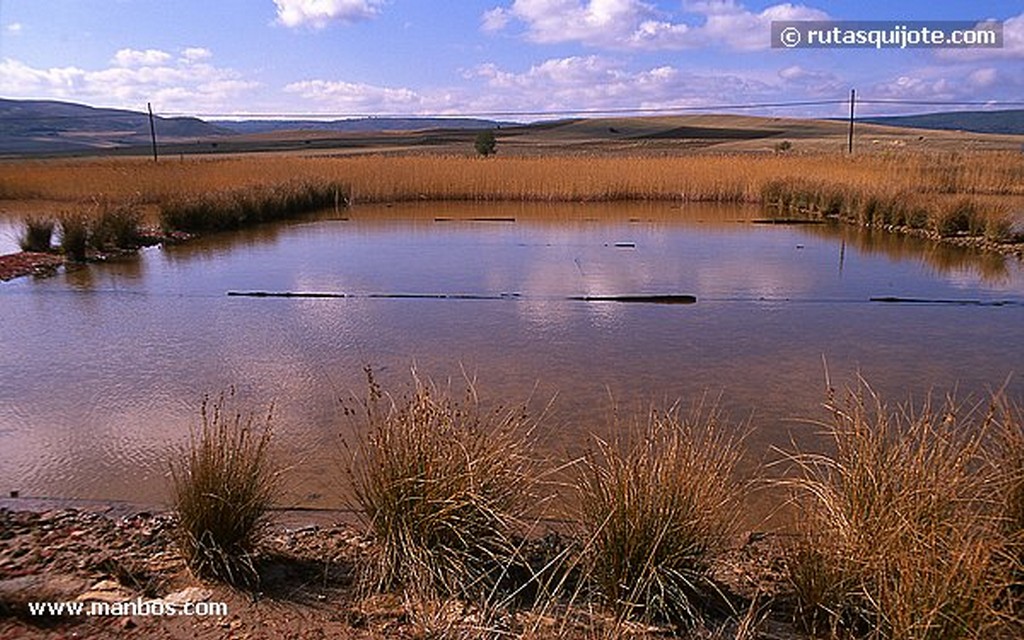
[799, 223, 1013, 285]
[1, 201, 1021, 512]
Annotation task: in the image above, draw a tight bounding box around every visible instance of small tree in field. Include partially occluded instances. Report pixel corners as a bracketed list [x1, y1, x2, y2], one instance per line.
[474, 129, 497, 156]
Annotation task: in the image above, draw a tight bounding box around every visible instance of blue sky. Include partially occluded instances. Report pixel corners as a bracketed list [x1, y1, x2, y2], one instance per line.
[0, 1, 1021, 120]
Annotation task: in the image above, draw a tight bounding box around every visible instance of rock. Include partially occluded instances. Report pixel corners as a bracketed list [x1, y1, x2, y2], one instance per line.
[77, 578, 132, 603]
[162, 586, 213, 605]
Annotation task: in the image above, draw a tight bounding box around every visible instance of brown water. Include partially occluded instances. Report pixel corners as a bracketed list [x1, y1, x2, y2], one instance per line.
[1, 201, 1022, 510]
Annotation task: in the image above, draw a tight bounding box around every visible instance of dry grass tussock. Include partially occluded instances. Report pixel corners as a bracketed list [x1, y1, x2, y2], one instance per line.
[169, 394, 279, 587]
[572, 401, 745, 630]
[149, 377, 1022, 637]
[779, 381, 1020, 640]
[345, 371, 542, 601]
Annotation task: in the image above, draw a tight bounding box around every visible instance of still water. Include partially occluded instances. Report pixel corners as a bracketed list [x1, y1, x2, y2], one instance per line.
[1, 202, 1022, 509]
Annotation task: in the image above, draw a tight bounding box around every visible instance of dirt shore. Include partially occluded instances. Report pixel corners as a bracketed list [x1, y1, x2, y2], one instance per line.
[0, 505, 801, 639]
[0, 252, 63, 281]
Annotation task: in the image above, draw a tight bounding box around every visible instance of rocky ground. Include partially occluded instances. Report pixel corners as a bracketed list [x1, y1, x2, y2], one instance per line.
[0, 507, 802, 640]
[0, 252, 64, 281]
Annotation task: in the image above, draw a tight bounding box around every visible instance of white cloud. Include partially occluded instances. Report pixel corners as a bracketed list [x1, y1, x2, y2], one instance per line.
[273, 0, 383, 29]
[967, 67, 998, 88]
[112, 48, 173, 67]
[284, 79, 426, 112]
[936, 13, 1024, 61]
[0, 48, 258, 113]
[777, 65, 841, 95]
[180, 47, 213, 63]
[5, 22, 23, 35]
[465, 55, 777, 113]
[483, 0, 828, 50]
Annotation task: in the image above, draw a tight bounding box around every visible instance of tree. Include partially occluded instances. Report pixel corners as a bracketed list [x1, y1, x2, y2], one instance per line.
[474, 129, 497, 156]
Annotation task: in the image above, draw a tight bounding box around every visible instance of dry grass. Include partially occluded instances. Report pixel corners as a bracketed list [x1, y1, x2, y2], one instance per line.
[572, 402, 745, 629]
[779, 382, 1014, 639]
[1, 151, 1020, 244]
[169, 394, 279, 586]
[1, 151, 1020, 204]
[346, 371, 541, 600]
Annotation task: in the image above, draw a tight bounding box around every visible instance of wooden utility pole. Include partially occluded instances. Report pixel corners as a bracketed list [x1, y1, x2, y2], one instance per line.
[147, 102, 158, 162]
[847, 89, 856, 155]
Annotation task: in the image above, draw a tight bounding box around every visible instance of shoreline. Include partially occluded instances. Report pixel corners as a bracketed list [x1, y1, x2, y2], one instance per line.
[0, 503, 794, 640]
[1, 198, 1020, 285]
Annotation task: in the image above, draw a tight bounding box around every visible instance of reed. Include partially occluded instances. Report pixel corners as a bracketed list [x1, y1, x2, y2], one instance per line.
[159, 179, 348, 233]
[572, 402, 744, 629]
[169, 394, 279, 586]
[2, 152, 1019, 248]
[57, 211, 89, 262]
[89, 200, 144, 250]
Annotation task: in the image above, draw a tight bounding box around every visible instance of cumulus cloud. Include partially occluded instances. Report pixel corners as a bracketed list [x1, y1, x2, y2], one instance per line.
[112, 48, 172, 67]
[284, 79, 425, 112]
[5, 22, 23, 35]
[273, 0, 383, 29]
[483, 0, 828, 50]
[0, 48, 258, 112]
[465, 55, 777, 113]
[777, 65, 841, 95]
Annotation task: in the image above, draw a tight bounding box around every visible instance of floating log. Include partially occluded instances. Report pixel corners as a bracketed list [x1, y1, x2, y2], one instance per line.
[227, 291, 695, 304]
[751, 218, 827, 225]
[227, 291, 346, 298]
[870, 296, 1013, 307]
[569, 294, 697, 305]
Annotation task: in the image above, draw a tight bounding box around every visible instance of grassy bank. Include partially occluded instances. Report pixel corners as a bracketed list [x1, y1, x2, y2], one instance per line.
[2, 151, 1021, 249]
[153, 377, 1024, 639]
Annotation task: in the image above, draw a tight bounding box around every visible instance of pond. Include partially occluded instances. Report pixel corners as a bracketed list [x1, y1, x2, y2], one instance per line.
[1, 201, 1022, 512]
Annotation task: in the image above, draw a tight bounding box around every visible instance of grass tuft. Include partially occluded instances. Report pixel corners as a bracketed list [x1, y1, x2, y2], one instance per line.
[347, 371, 539, 600]
[572, 401, 744, 629]
[780, 381, 1010, 639]
[169, 393, 279, 586]
[17, 216, 55, 253]
[89, 200, 143, 250]
[57, 211, 89, 262]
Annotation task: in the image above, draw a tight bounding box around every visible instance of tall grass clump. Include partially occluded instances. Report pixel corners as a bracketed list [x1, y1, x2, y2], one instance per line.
[89, 200, 143, 250]
[573, 402, 745, 629]
[17, 216, 55, 252]
[781, 382, 1011, 639]
[57, 211, 89, 262]
[991, 399, 1024, 573]
[160, 180, 348, 233]
[347, 373, 539, 599]
[169, 395, 279, 586]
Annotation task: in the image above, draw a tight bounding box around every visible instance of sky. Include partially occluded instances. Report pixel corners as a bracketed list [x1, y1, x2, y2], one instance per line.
[0, 0, 1021, 121]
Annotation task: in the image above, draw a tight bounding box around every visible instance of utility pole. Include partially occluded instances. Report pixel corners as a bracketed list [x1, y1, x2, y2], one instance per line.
[847, 89, 856, 155]
[147, 102, 158, 162]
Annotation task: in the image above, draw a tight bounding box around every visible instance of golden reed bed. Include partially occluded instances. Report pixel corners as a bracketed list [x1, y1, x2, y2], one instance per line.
[1, 151, 1021, 205]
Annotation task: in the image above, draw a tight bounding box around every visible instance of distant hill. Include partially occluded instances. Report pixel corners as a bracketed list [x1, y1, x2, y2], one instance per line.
[217, 117, 507, 135]
[856, 109, 1024, 136]
[0, 98, 228, 154]
[0, 98, 510, 155]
